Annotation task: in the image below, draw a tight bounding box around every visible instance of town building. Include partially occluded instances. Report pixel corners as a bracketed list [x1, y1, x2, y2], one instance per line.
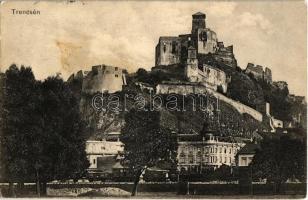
[236, 143, 260, 167]
[177, 132, 245, 173]
[86, 140, 124, 170]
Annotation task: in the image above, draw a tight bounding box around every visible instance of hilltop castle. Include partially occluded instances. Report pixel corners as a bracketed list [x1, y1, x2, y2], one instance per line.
[155, 12, 237, 68]
[155, 12, 236, 94]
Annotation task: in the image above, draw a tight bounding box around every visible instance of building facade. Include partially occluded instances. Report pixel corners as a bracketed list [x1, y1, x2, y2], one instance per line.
[177, 133, 245, 173]
[86, 140, 124, 169]
[236, 143, 259, 167]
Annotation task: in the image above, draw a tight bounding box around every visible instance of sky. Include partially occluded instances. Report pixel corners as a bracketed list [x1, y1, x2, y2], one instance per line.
[0, 1, 307, 97]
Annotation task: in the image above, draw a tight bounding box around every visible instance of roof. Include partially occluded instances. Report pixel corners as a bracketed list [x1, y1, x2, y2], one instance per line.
[159, 36, 179, 41]
[237, 143, 260, 155]
[188, 46, 196, 50]
[147, 166, 168, 172]
[107, 132, 121, 135]
[193, 12, 206, 17]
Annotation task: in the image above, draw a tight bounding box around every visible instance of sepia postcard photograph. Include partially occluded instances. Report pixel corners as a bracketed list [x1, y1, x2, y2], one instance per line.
[0, 0, 307, 198]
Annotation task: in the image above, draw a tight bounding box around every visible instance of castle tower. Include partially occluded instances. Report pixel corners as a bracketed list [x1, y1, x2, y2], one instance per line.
[185, 46, 199, 82]
[192, 12, 206, 36]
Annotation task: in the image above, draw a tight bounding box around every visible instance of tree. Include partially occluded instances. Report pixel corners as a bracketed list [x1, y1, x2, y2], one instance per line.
[250, 135, 306, 193]
[37, 76, 89, 193]
[0, 65, 41, 196]
[0, 66, 89, 197]
[120, 108, 177, 196]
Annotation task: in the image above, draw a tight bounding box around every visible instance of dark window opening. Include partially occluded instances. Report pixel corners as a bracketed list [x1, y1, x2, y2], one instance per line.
[171, 41, 177, 54]
[163, 43, 166, 53]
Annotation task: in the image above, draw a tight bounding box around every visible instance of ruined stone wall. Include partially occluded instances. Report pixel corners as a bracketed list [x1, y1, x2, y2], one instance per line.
[264, 67, 272, 83]
[245, 63, 272, 83]
[213, 43, 237, 68]
[155, 37, 181, 66]
[82, 65, 126, 94]
[179, 34, 192, 63]
[197, 28, 217, 54]
[156, 83, 263, 122]
[198, 64, 228, 93]
[186, 63, 228, 93]
[245, 63, 263, 80]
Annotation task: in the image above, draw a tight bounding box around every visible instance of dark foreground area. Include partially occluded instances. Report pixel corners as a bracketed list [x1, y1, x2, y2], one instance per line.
[0, 182, 306, 198]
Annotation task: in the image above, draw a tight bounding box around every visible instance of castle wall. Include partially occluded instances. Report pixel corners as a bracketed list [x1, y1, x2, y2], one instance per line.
[82, 65, 125, 94]
[155, 37, 181, 66]
[185, 62, 228, 93]
[213, 44, 237, 68]
[197, 28, 217, 54]
[156, 83, 263, 122]
[245, 63, 272, 83]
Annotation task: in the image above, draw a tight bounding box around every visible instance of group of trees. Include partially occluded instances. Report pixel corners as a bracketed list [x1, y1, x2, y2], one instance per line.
[0, 65, 89, 196]
[250, 135, 306, 193]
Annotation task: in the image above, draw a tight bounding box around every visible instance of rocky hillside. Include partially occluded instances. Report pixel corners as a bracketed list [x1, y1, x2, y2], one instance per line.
[67, 55, 306, 139]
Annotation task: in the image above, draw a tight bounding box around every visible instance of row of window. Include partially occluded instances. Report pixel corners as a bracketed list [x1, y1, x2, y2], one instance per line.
[179, 154, 232, 164]
[180, 146, 237, 154]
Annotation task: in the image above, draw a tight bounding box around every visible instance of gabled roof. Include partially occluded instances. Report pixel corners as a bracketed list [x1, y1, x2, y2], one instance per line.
[188, 46, 196, 50]
[193, 12, 206, 16]
[237, 143, 260, 155]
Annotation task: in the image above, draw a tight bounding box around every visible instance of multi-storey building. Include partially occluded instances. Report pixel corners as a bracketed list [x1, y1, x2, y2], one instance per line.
[177, 133, 245, 173]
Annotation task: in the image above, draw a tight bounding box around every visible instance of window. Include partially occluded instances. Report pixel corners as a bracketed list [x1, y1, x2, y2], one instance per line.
[219, 147, 222, 153]
[115, 67, 118, 71]
[242, 157, 247, 166]
[179, 152, 186, 163]
[171, 41, 177, 54]
[196, 151, 202, 163]
[188, 153, 194, 164]
[163, 43, 166, 53]
[93, 159, 96, 164]
[229, 148, 232, 154]
[115, 74, 119, 78]
[224, 148, 227, 153]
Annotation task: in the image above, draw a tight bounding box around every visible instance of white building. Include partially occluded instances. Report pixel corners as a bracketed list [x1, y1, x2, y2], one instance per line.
[177, 133, 245, 172]
[86, 140, 124, 169]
